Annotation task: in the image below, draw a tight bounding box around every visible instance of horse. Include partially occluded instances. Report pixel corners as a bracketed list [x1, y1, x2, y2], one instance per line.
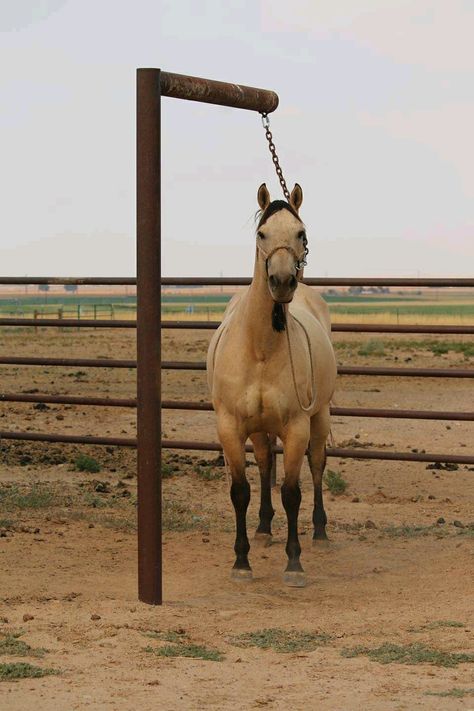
[207, 183, 337, 587]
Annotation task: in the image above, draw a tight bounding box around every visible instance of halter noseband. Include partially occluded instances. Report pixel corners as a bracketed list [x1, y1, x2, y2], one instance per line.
[257, 243, 308, 277]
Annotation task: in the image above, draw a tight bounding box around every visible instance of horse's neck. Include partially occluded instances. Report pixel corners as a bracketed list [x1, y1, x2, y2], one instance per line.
[241, 258, 287, 355]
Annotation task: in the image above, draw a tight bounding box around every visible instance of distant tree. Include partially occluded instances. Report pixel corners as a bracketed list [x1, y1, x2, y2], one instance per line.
[38, 284, 50, 293]
[64, 284, 78, 293]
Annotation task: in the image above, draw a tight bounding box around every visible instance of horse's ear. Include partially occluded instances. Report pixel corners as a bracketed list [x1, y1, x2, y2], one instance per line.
[257, 183, 270, 211]
[290, 183, 303, 212]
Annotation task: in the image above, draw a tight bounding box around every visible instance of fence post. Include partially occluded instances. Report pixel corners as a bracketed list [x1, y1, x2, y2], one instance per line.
[33, 309, 38, 334]
[137, 68, 162, 605]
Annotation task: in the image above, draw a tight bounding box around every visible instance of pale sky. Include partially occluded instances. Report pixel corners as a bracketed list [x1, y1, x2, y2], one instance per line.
[0, 0, 473, 277]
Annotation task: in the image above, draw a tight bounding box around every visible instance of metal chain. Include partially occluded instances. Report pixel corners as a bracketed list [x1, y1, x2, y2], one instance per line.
[260, 112, 291, 202]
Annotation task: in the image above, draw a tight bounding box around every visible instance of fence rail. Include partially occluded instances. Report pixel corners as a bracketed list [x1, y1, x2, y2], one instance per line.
[1, 317, 473, 335]
[0, 356, 472, 378]
[2, 277, 474, 287]
[1, 392, 473, 423]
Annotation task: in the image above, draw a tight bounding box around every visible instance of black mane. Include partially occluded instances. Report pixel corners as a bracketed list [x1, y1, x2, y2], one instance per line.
[272, 303, 286, 332]
[257, 200, 302, 229]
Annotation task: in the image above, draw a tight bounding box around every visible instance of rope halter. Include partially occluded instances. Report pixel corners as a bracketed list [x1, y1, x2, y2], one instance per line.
[257, 242, 308, 280]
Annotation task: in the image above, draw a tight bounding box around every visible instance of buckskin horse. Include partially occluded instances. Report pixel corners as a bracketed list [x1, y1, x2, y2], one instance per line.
[207, 184, 337, 587]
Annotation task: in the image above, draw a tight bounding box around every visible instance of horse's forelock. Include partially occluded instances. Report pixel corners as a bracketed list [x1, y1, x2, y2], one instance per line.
[256, 201, 302, 230]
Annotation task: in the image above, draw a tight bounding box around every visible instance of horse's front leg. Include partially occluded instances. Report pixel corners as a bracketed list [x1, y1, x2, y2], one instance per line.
[249, 432, 274, 546]
[217, 415, 252, 580]
[281, 419, 310, 587]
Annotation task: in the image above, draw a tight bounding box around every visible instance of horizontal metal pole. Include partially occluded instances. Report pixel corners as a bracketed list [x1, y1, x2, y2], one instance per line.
[0, 429, 472, 464]
[2, 392, 473, 421]
[331, 407, 474, 421]
[0, 393, 137, 407]
[162, 440, 474, 465]
[162, 321, 474, 335]
[326, 448, 474, 465]
[2, 317, 473, 334]
[162, 277, 474, 288]
[337, 365, 474, 378]
[2, 276, 474, 287]
[334, 324, 474, 334]
[0, 430, 137, 447]
[0, 318, 135, 328]
[0, 277, 136, 286]
[160, 70, 279, 113]
[0, 356, 137, 368]
[0, 356, 472, 379]
[161, 402, 474, 421]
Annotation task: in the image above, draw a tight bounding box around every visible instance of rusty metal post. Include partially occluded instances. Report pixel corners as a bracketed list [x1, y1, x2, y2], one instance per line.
[137, 68, 162, 605]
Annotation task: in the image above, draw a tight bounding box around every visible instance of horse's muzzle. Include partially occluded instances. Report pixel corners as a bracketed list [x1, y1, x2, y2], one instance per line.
[268, 273, 298, 303]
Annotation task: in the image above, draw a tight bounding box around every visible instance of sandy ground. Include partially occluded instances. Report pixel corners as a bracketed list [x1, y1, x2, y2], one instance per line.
[0, 327, 473, 710]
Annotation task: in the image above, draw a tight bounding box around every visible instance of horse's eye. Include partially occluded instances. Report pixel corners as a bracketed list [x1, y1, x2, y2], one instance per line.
[297, 231, 306, 240]
[257, 231, 265, 240]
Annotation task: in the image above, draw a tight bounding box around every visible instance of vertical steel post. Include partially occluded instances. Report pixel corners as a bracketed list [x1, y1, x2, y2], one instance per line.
[137, 68, 162, 604]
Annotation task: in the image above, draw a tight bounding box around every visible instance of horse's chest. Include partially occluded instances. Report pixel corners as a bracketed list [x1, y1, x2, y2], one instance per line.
[235, 364, 291, 429]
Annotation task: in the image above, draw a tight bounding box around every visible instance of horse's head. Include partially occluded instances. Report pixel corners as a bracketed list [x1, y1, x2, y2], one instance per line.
[256, 183, 307, 305]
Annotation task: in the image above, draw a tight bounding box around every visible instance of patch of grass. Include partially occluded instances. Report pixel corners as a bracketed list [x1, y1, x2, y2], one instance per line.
[358, 339, 386, 357]
[408, 620, 466, 633]
[81, 492, 109, 509]
[0, 518, 15, 529]
[65, 510, 136, 532]
[144, 630, 189, 643]
[382, 524, 440, 538]
[323, 469, 347, 495]
[0, 483, 57, 512]
[145, 643, 223, 661]
[425, 688, 474, 698]
[73, 454, 101, 473]
[0, 662, 59, 680]
[342, 642, 474, 667]
[230, 628, 331, 654]
[163, 499, 209, 531]
[456, 523, 474, 537]
[194, 466, 223, 481]
[162, 462, 175, 479]
[0, 633, 47, 658]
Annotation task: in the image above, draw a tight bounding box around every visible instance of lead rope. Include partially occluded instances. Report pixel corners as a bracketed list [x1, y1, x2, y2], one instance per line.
[286, 314, 318, 412]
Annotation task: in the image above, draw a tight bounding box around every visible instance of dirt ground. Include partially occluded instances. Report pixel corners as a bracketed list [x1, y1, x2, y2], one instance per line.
[0, 327, 473, 710]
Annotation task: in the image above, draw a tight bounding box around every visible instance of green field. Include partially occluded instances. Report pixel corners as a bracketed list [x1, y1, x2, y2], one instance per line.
[0, 291, 473, 322]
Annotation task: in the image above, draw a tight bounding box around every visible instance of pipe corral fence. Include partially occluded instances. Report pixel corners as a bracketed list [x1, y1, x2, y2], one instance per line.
[1, 69, 473, 606]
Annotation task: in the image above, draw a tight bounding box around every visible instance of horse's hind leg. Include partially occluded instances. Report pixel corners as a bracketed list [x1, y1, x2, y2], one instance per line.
[308, 406, 331, 543]
[217, 417, 252, 580]
[249, 432, 274, 546]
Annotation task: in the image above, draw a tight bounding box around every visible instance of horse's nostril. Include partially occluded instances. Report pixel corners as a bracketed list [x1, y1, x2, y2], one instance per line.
[288, 275, 297, 290]
[269, 275, 279, 289]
